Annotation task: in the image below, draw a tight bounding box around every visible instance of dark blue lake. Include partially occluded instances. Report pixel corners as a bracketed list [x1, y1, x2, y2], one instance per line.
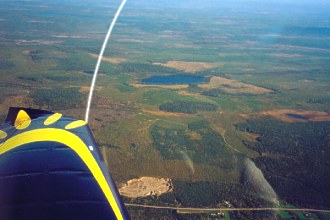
[286, 113, 309, 120]
[141, 75, 209, 85]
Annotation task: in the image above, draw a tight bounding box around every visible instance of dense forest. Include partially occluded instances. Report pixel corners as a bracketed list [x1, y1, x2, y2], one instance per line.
[0, 60, 15, 69]
[159, 100, 217, 114]
[57, 55, 182, 75]
[236, 118, 330, 209]
[31, 87, 83, 109]
[201, 88, 266, 97]
[123, 180, 276, 220]
[151, 120, 233, 168]
[28, 50, 43, 63]
[201, 88, 223, 97]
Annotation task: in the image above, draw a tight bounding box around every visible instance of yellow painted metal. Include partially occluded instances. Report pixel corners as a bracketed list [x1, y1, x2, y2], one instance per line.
[44, 113, 62, 125]
[14, 110, 31, 130]
[0, 128, 123, 220]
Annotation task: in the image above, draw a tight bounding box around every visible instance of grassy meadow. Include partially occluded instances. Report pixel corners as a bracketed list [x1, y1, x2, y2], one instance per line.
[0, 0, 330, 219]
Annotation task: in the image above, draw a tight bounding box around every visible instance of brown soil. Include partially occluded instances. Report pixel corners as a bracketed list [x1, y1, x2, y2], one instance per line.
[153, 61, 222, 73]
[176, 90, 206, 99]
[52, 34, 83, 38]
[119, 177, 173, 198]
[131, 83, 188, 89]
[186, 130, 202, 141]
[79, 86, 102, 93]
[89, 53, 127, 64]
[143, 109, 190, 117]
[239, 131, 261, 142]
[241, 68, 256, 71]
[258, 109, 330, 122]
[271, 53, 302, 58]
[163, 43, 201, 49]
[15, 40, 62, 45]
[0, 95, 35, 115]
[199, 76, 273, 95]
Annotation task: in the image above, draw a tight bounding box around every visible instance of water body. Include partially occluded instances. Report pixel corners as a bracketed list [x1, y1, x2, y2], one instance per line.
[141, 75, 209, 85]
[286, 113, 309, 120]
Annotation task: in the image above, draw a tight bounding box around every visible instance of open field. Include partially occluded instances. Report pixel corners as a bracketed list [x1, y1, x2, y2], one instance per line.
[131, 82, 188, 89]
[199, 76, 273, 95]
[89, 53, 127, 64]
[143, 109, 191, 117]
[153, 61, 222, 72]
[258, 109, 330, 122]
[1, 0, 330, 219]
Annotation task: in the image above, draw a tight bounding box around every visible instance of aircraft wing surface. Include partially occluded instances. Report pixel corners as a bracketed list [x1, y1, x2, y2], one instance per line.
[0, 107, 130, 220]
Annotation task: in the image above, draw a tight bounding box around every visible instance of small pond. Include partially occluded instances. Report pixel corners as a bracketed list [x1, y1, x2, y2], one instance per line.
[141, 74, 209, 85]
[286, 113, 309, 120]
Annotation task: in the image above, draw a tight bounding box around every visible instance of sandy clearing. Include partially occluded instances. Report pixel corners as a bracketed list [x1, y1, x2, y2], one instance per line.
[270, 53, 302, 58]
[27, 20, 54, 24]
[258, 109, 330, 122]
[199, 76, 273, 95]
[176, 90, 206, 99]
[119, 177, 173, 198]
[143, 109, 190, 117]
[131, 82, 188, 89]
[15, 40, 62, 45]
[153, 61, 222, 73]
[52, 34, 83, 39]
[89, 53, 127, 64]
[241, 68, 256, 71]
[218, 53, 241, 57]
[162, 43, 201, 49]
[79, 86, 102, 93]
[116, 39, 147, 43]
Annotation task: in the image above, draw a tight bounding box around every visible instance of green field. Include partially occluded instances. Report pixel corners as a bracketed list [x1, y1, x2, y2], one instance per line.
[1, 0, 330, 219]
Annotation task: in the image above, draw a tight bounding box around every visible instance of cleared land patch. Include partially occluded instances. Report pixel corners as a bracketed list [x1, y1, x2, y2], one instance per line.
[15, 40, 62, 45]
[119, 177, 173, 198]
[270, 53, 302, 58]
[79, 86, 102, 93]
[89, 53, 127, 64]
[199, 76, 273, 95]
[143, 109, 190, 117]
[258, 109, 330, 122]
[153, 61, 222, 73]
[131, 82, 188, 89]
[163, 43, 201, 49]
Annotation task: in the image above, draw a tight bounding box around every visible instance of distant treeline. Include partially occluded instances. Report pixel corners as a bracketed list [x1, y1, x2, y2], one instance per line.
[236, 118, 330, 209]
[159, 100, 217, 114]
[29, 50, 43, 63]
[18, 76, 39, 82]
[31, 87, 83, 109]
[201, 88, 269, 97]
[57, 55, 182, 75]
[0, 60, 15, 69]
[18, 74, 84, 83]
